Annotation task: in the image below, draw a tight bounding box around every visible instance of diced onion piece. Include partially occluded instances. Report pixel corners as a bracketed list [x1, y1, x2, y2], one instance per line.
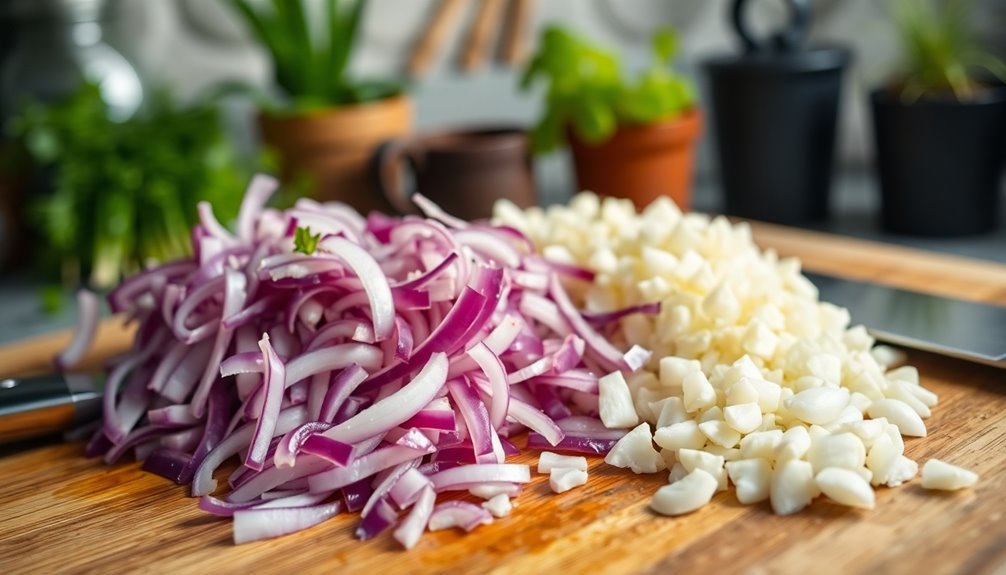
[538, 451, 589, 474]
[920, 459, 979, 491]
[481, 493, 513, 517]
[549, 467, 588, 494]
[604, 423, 665, 474]
[650, 469, 718, 516]
[598, 371, 639, 429]
[867, 399, 927, 437]
[771, 459, 817, 515]
[815, 467, 876, 509]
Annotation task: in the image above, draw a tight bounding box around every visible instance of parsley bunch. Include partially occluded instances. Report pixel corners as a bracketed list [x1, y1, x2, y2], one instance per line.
[8, 83, 252, 288]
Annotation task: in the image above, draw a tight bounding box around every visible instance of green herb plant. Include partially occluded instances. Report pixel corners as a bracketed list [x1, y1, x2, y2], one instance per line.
[8, 83, 252, 289]
[520, 27, 696, 154]
[229, 0, 400, 111]
[293, 225, 321, 255]
[895, 0, 1006, 101]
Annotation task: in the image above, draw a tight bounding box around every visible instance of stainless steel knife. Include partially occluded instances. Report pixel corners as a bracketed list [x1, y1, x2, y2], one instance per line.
[0, 373, 103, 443]
[806, 272, 1006, 369]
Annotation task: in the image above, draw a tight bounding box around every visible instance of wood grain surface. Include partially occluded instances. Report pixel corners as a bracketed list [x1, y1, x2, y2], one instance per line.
[1, 224, 1005, 575]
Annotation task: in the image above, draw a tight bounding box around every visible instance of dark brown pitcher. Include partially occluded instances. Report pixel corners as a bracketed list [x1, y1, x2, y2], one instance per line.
[371, 127, 536, 221]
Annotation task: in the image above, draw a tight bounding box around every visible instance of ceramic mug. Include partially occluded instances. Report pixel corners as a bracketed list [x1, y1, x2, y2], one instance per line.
[371, 127, 536, 221]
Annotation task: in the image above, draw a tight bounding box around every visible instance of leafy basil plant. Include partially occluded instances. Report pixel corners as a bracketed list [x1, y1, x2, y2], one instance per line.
[520, 26, 696, 154]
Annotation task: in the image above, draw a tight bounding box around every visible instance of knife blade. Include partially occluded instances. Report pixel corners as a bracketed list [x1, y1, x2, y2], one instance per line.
[806, 271, 1006, 369]
[0, 373, 103, 443]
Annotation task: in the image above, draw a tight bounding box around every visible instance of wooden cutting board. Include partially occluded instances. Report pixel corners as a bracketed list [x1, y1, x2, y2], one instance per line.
[2, 223, 1005, 575]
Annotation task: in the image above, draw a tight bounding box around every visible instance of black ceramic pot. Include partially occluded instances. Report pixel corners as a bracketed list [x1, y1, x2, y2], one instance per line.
[706, 48, 849, 225]
[871, 88, 1006, 236]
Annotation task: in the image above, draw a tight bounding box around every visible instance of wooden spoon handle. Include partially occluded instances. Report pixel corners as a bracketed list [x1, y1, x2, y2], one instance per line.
[462, 0, 506, 71]
[409, 0, 467, 77]
[501, 0, 534, 66]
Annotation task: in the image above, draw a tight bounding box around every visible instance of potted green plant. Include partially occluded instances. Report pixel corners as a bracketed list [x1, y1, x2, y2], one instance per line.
[8, 83, 250, 289]
[871, 0, 1006, 236]
[229, 0, 411, 214]
[521, 26, 701, 211]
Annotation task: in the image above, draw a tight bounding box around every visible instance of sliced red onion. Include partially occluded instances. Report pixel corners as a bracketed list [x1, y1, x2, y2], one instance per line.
[55, 290, 101, 370]
[389, 468, 433, 509]
[394, 485, 435, 549]
[506, 397, 564, 446]
[229, 456, 331, 503]
[148, 405, 200, 428]
[315, 235, 394, 340]
[529, 370, 599, 393]
[356, 496, 398, 540]
[323, 353, 448, 445]
[465, 343, 509, 429]
[191, 405, 308, 496]
[308, 429, 435, 492]
[88, 178, 651, 550]
[108, 260, 196, 314]
[244, 334, 285, 471]
[412, 193, 469, 229]
[428, 463, 531, 492]
[317, 364, 369, 424]
[161, 341, 213, 404]
[198, 203, 234, 246]
[233, 502, 343, 544]
[341, 478, 373, 512]
[582, 302, 661, 327]
[300, 434, 354, 466]
[526, 433, 620, 455]
[236, 174, 278, 242]
[143, 448, 193, 482]
[453, 229, 521, 269]
[273, 421, 337, 468]
[446, 378, 494, 462]
[556, 415, 630, 439]
[549, 273, 635, 373]
[427, 501, 493, 532]
[191, 269, 247, 417]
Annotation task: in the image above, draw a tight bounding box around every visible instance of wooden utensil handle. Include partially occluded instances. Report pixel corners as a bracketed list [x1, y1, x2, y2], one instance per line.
[501, 0, 534, 66]
[409, 0, 467, 77]
[462, 0, 506, 71]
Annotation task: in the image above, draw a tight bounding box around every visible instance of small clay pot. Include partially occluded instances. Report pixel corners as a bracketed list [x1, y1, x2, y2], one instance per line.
[372, 127, 536, 221]
[567, 109, 702, 211]
[258, 95, 412, 214]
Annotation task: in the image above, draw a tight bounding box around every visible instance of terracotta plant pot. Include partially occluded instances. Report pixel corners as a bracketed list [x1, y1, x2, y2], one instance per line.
[567, 109, 702, 211]
[259, 95, 412, 214]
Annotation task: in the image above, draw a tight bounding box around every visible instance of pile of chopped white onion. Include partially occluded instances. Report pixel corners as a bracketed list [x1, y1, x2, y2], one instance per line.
[494, 193, 979, 516]
[77, 176, 663, 547]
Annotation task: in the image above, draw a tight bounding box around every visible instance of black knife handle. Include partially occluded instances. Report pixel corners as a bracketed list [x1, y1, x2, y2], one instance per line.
[0, 374, 102, 443]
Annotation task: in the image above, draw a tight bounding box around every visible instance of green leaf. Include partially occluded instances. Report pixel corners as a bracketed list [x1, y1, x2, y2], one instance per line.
[892, 0, 1004, 99]
[294, 225, 322, 255]
[520, 25, 694, 153]
[652, 29, 678, 63]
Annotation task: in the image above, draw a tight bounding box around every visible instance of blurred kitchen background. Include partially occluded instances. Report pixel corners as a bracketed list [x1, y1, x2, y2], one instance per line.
[1, 0, 1005, 342]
